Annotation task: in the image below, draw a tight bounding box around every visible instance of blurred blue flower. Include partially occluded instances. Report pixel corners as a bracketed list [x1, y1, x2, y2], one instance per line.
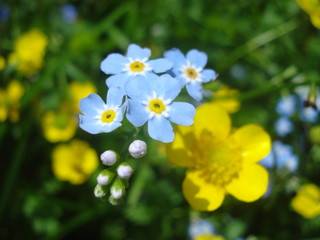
[188, 219, 214, 239]
[276, 95, 296, 117]
[164, 48, 217, 101]
[274, 117, 293, 137]
[260, 141, 298, 172]
[79, 87, 126, 134]
[0, 4, 9, 21]
[101, 44, 172, 90]
[125, 74, 195, 143]
[300, 106, 318, 123]
[61, 4, 78, 24]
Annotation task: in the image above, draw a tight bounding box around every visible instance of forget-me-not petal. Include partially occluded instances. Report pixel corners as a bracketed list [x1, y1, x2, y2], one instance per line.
[126, 99, 149, 127]
[153, 74, 181, 100]
[107, 87, 125, 107]
[148, 116, 174, 143]
[106, 73, 129, 89]
[127, 44, 151, 59]
[168, 102, 195, 126]
[125, 76, 152, 102]
[186, 82, 203, 101]
[80, 93, 105, 116]
[164, 48, 186, 69]
[201, 69, 218, 83]
[100, 53, 128, 75]
[186, 49, 207, 68]
[148, 58, 173, 73]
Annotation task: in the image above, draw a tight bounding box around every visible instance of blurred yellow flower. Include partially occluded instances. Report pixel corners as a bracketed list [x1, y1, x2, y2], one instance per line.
[41, 108, 77, 143]
[194, 235, 225, 240]
[68, 81, 97, 112]
[0, 80, 24, 122]
[8, 29, 48, 76]
[52, 139, 99, 184]
[0, 56, 5, 71]
[167, 103, 271, 211]
[296, 0, 320, 28]
[291, 183, 320, 218]
[211, 85, 240, 113]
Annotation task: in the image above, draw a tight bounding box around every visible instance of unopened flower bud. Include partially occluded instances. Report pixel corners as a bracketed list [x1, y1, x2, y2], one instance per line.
[129, 140, 147, 158]
[109, 196, 120, 206]
[94, 184, 108, 198]
[117, 163, 133, 179]
[100, 150, 118, 166]
[97, 169, 115, 186]
[110, 178, 125, 200]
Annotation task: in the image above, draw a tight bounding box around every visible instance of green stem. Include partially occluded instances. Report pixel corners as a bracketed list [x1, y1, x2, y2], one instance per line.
[221, 20, 298, 69]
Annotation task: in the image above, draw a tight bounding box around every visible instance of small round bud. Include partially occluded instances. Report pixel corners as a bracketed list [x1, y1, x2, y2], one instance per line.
[97, 169, 115, 186]
[110, 178, 125, 199]
[100, 150, 118, 166]
[94, 184, 108, 198]
[129, 140, 147, 158]
[117, 163, 133, 179]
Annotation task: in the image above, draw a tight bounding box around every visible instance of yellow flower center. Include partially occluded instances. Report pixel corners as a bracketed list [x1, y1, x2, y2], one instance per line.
[198, 141, 242, 186]
[101, 110, 116, 123]
[185, 67, 198, 80]
[149, 99, 166, 114]
[130, 61, 145, 72]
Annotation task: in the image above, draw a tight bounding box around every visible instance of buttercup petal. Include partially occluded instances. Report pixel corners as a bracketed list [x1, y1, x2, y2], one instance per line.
[186, 82, 203, 101]
[168, 102, 195, 126]
[100, 53, 128, 74]
[201, 69, 218, 83]
[166, 125, 197, 167]
[194, 103, 231, 142]
[186, 49, 207, 69]
[230, 124, 271, 163]
[164, 48, 186, 70]
[148, 58, 173, 73]
[126, 100, 149, 127]
[183, 169, 225, 211]
[127, 44, 151, 59]
[106, 87, 124, 107]
[148, 116, 174, 143]
[226, 163, 268, 202]
[79, 93, 105, 116]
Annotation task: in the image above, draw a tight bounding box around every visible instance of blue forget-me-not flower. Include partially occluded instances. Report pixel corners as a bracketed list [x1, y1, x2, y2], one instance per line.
[125, 74, 196, 143]
[164, 48, 217, 101]
[188, 218, 215, 239]
[274, 116, 294, 137]
[79, 87, 126, 134]
[101, 44, 172, 90]
[260, 141, 298, 172]
[61, 3, 78, 24]
[276, 95, 296, 117]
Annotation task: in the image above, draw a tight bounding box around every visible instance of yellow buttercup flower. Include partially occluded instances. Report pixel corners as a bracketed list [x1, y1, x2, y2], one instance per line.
[166, 103, 271, 211]
[0, 56, 5, 71]
[52, 139, 99, 184]
[8, 29, 48, 76]
[291, 183, 320, 218]
[194, 235, 225, 240]
[296, 0, 320, 28]
[211, 85, 240, 114]
[41, 108, 77, 143]
[0, 80, 24, 122]
[68, 81, 97, 112]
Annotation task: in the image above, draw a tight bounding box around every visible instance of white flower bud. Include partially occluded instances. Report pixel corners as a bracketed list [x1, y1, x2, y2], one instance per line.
[100, 150, 118, 166]
[110, 178, 125, 200]
[97, 169, 115, 186]
[110, 188, 124, 200]
[94, 184, 107, 198]
[117, 163, 133, 179]
[128, 140, 147, 158]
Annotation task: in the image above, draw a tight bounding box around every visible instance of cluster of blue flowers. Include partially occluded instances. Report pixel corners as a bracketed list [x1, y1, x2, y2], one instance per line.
[260, 141, 298, 172]
[274, 86, 320, 137]
[79, 44, 217, 143]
